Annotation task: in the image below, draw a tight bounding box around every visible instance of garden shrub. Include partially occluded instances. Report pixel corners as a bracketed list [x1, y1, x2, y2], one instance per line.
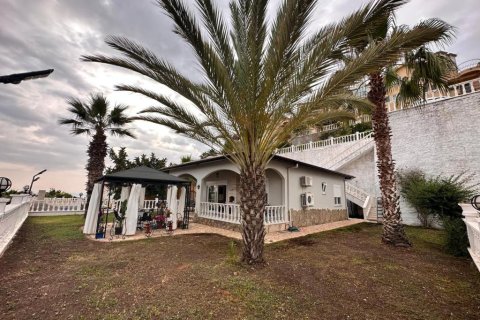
[398, 169, 478, 256]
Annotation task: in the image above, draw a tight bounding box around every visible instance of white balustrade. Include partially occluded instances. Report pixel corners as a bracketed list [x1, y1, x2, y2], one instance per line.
[198, 202, 288, 225]
[323, 132, 374, 170]
[277, 130, 373, 155]
[264, 206, 288, 225]
[461, 203, 480, 272]
[1, 197, 31, 256]
[30, 197, 86, 214]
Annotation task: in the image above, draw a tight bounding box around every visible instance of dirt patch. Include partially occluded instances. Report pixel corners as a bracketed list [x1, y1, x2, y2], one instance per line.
[0, 216, 479, 319]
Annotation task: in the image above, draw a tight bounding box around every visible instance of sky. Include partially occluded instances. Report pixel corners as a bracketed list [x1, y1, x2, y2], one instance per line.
[1, 0, 479, 195]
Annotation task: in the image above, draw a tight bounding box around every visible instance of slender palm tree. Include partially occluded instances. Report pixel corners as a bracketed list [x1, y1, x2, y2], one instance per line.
[386, 47, 456, 108]
[350, 10, 454, 246]
[82, 0, 452, 264]
[59, 93, 135, 207]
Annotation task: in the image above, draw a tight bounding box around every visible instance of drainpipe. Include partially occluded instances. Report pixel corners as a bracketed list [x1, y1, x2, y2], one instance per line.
[286, 163, 299, 226]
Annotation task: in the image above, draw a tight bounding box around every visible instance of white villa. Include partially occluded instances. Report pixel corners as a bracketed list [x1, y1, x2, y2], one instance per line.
[164, 155, 353, 232]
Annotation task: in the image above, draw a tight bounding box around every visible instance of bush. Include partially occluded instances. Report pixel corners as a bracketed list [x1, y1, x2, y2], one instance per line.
[398, 169, 478, 256]
[442, 217, 469, 256]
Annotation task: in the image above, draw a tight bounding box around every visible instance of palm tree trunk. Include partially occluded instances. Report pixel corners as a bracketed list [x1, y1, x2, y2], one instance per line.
[368, 72, 411, 247]
[84, 128, 108, 215]
[239, 162, 267, 264]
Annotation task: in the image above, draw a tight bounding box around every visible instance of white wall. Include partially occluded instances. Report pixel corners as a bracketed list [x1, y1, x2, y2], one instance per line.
[389, 92, 480, 225]
[286, 164, 347, 211]
[167, 158, 349, 212]
[337, 149, 376, 196]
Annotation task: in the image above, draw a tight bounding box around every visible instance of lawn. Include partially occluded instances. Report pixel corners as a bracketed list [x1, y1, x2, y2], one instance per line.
[0, 216, 479, 320]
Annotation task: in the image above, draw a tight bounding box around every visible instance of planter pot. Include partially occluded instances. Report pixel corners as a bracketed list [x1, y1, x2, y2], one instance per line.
[95, 232, 105, 239]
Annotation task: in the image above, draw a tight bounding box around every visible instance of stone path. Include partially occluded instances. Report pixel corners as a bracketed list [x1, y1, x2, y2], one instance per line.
[88, 218, 365, 244]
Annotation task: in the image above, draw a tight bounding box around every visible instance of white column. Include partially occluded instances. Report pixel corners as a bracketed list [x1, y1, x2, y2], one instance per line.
[177, 187, 186, 225]
[0, 198, 9, 213]
[138, 187, 146, 209]
[10, 194, 27, 205]
[169, 186, 178, 230]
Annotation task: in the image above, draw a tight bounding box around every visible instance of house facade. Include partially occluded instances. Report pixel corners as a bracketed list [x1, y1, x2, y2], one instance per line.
[164, 155, 353, 232]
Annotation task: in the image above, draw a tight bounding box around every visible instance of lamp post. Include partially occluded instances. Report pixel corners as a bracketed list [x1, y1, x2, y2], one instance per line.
[29, 169, 47, 195]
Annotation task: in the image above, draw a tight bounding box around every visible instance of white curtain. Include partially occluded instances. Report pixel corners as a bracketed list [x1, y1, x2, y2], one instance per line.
[120, 186, 130, 202]
[166, 187, 172, 208]
[124, 184, 141, 235]
[83, 183, 102, 234]
[177, 187, 186, 224]
[169, 185, 178, 230]
[139, 187, 146, 209]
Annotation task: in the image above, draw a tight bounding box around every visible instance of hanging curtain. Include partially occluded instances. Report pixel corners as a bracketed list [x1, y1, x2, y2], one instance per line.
[169, 185, 178, 230]
[83, 183, 102, 234]
[177, 187, 186, 224]
[166, 187, 172, 208]
[120, 186, 130, 202]
[124, 184, 141, 235]
[138, 187, 146, 209]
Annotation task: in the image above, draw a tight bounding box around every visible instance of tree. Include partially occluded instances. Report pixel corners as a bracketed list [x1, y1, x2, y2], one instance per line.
[180, 155, 192, 163]
[83, 0, 443, 264]
[346, 2, 454, 246]
[45, 188, 73, 198]
[200, 148, 218, 159]
[59, 94, 135, 208]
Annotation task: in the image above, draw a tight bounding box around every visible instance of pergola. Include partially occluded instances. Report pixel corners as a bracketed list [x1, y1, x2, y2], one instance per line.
[83, 166, 190, 239]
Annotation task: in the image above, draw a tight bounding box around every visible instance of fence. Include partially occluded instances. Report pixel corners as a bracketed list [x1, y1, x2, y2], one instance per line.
[198, 202, 288, 225]
[30, 197, 86, 215]
[277, 130, 373, 155]
[462, 203, 480, 272]
[0, 195, 31, 257]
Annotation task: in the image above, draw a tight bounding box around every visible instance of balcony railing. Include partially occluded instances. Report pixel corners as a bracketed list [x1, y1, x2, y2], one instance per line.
[1, 195, 32, 256]
[277, 130, 373, 155]
[198, 202, 288, 225]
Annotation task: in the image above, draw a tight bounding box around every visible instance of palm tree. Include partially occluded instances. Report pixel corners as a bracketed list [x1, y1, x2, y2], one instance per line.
[59, 93, 135, 207]
[82, 0, 451, 264]
[350, 8, 454, 246]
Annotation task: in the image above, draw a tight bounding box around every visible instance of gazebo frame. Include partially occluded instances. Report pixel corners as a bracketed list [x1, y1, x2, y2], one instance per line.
[93, 166, 191, 238]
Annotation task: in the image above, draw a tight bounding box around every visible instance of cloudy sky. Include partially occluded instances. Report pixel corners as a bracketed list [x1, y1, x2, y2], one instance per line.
[1, 0, 478, 194]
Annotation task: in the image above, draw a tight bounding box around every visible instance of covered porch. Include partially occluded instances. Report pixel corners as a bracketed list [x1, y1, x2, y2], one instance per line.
[195, 168, 289, 228]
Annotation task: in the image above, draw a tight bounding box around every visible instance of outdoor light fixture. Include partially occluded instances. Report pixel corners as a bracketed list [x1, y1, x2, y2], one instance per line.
[0, 69, 54, 85]
[0, 177, 12, 194]
[29, 169, 47, 195]
[471, 195, 480, 211]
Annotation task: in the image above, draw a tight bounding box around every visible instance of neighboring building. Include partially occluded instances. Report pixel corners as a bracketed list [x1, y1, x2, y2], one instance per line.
[164, 155, 353, 232]
[386, 53, 480, 111]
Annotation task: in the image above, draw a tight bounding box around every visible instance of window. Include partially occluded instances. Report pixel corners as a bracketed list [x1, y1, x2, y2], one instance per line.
[465, 83, 472, 94]
[333, 185, 341, 207]
[456, 85, 464, 95]
[321, 182, 327, 195]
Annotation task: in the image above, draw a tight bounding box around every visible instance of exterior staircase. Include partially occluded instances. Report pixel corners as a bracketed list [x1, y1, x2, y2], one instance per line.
[277, 131, 378, 222]
[324, 132, 374, 171]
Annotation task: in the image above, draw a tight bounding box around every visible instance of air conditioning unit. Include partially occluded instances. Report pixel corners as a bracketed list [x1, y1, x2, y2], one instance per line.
[300, 176, 313, 187]
[301, 192, 314, 207]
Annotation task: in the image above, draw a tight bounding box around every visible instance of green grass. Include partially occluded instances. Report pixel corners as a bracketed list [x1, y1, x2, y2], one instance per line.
[27, 215, 84, 240]
[1, 217, 479, 320]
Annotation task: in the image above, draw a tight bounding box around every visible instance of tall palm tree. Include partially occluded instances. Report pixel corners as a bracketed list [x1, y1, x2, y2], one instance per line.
[59, 93, 135, 206]
[350, 8, 454, 246]
[83, 0, 451, 264]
